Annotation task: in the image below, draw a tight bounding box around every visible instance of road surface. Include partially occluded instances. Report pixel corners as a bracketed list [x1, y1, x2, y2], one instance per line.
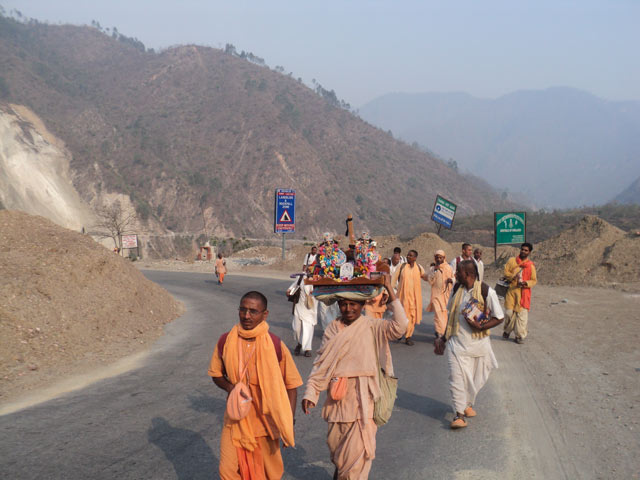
[0, 271, 574, 479]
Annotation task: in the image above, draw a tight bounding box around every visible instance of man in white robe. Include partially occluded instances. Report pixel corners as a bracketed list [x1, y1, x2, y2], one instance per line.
[434, 260, 504, 429]
[292, 282, 318, 357]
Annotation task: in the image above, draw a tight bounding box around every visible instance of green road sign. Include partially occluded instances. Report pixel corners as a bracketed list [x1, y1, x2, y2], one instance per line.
[495, 212, 526, 245]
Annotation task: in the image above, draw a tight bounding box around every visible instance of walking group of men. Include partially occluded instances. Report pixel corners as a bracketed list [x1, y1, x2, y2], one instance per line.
[208, 242, 536, 479]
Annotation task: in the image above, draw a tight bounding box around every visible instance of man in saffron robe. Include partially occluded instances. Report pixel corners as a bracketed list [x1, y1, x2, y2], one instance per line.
[434, 260, 504, 429]
[426, 249, 455, 339]
[209, 291, 303, 479]
[302, 274, 407, 479]
[503, 242, 537, 344]
[391, 249, 428, 345]
[215, 253, 228, 285]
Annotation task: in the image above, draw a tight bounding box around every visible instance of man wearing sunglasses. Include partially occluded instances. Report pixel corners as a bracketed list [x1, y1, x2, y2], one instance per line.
[209, 291, 303, 479]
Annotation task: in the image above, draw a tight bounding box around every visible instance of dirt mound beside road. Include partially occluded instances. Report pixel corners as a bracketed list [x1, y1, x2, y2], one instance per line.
[0, 210, 182, 402]
[533, 215, 636, 285]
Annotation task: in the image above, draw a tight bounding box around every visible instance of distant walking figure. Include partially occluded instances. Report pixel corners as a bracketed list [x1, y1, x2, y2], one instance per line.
[215, 253, 227, 285]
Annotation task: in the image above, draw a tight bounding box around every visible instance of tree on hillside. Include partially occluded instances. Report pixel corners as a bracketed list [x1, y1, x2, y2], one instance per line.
[94, 201, 137, 253]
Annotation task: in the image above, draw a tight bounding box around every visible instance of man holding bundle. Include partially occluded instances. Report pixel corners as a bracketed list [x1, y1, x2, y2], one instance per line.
[503, 242, 537, 344]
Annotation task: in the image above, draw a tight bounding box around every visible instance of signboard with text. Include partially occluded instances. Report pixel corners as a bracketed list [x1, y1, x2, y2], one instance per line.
[431, 195, 457, 229]
[495, 212, 526, 245]
[274, 189, 296, 233]
[121, 234, 138, 249]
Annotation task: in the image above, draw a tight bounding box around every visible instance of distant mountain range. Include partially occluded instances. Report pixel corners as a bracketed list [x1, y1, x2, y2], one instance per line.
[613, 176, 640, 205]
[0, 14, 515, 238]
[359, 88, 640, 208]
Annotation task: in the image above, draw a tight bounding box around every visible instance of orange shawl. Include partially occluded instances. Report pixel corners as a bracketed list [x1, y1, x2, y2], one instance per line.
[222, 322, 295, 450]
[516, 257, 533, 310]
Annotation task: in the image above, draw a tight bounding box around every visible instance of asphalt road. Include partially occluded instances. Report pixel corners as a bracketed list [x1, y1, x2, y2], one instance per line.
[0, 271, 571, 479]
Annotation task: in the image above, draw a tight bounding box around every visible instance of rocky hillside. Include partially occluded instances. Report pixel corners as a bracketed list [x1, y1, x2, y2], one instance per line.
[0, 14, 515, 238]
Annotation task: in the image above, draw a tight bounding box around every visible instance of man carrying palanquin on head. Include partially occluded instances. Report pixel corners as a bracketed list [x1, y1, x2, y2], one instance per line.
[391, 249, 428, 346]
[426, 249, 455, 340]
[302, 273, 407, 479]
[209, 291, 302, 479]
[502, 242, 537, 344]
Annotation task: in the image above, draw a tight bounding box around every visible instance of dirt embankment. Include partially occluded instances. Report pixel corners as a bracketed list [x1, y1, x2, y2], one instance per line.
[0, 210, 182, 402]
[226, 215, 640, 288]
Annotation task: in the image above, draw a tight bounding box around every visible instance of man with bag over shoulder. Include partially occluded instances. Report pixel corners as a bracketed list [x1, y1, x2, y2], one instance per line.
[209, 291, 303, 479]
[502, 242, 537, 344]
[302, 273, 408, 479]
[434, 260, 504, 429]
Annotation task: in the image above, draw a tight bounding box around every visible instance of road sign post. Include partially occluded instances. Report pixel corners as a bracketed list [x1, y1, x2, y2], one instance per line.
[274, 189, 296, 261]
[431, 195, 457, 234]
[494, 212, 527, 261]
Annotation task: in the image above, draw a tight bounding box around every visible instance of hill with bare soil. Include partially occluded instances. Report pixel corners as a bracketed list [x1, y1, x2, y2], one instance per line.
[0, 14, 515, 239]
[0, 210, 182, 401]
[530, 215, 640, 285]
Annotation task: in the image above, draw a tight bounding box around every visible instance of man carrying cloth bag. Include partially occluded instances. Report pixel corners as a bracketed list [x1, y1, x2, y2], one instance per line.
[302, 273, 408, 479]
[209, 291, 303, 479]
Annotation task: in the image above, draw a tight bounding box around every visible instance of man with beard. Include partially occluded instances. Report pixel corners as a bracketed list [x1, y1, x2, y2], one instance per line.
[502, 243, 537, 344]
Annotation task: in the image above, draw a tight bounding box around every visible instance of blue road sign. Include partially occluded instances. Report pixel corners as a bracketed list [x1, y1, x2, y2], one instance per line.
[431, 195, 457, 229]
[274, 189, 296, 233]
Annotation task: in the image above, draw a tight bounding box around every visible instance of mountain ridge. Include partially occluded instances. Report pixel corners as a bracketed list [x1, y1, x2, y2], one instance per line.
[360, 87, 640, 208]
[0, 15, 516, 237]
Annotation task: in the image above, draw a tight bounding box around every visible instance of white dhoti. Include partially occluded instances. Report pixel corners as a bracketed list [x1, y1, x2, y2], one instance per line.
[446, 342, 497, 414]
[318, 301, 339, 330]
[445, 286, 502, 414]
[292, 284, 317, 351]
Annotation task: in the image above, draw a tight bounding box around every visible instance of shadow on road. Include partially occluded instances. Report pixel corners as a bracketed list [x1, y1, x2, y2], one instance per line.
[395, 388, 451, 428]
[283, 443, 333, 480]
[148, 417, 218, 480]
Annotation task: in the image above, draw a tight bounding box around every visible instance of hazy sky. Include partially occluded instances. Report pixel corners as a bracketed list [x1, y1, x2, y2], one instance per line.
[3, 1, 639, 106]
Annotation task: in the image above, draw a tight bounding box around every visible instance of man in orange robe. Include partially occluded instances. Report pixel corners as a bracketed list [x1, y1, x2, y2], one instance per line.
[391, 249, 428, 345]
[503, 243, 537, 344]
[426, 249, 455, 339]
[302, 274, 407, 479]
[215, 253, 228, 285]
[209, 291, 303, 479]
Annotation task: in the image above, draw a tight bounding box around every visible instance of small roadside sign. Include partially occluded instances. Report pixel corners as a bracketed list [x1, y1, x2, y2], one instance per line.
[121, 234, 138, 249]
[274, 189, 296, 234]
[494, 212, 526, 245]
[431, 195, 457, 230]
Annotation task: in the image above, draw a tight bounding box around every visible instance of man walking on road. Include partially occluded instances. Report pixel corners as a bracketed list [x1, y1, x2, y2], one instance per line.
[215, 253, 227, 285]
[302, 273, 407, 479]
[388, 246, 406, 279]
[209, 291, 302, 479]
[449, 243, 476, 281]
[503, 242, 537, 344]
[434, 260, 504, 429]
[302, 246, 318, 274]
[392, 249, 428, 345]
[426, 249, 455, 339]
[473, 248, 484, 282]
[292, 278, 318, 357]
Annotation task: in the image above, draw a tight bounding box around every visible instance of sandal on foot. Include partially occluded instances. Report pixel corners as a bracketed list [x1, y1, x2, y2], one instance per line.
[450, 414, 467, 429]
